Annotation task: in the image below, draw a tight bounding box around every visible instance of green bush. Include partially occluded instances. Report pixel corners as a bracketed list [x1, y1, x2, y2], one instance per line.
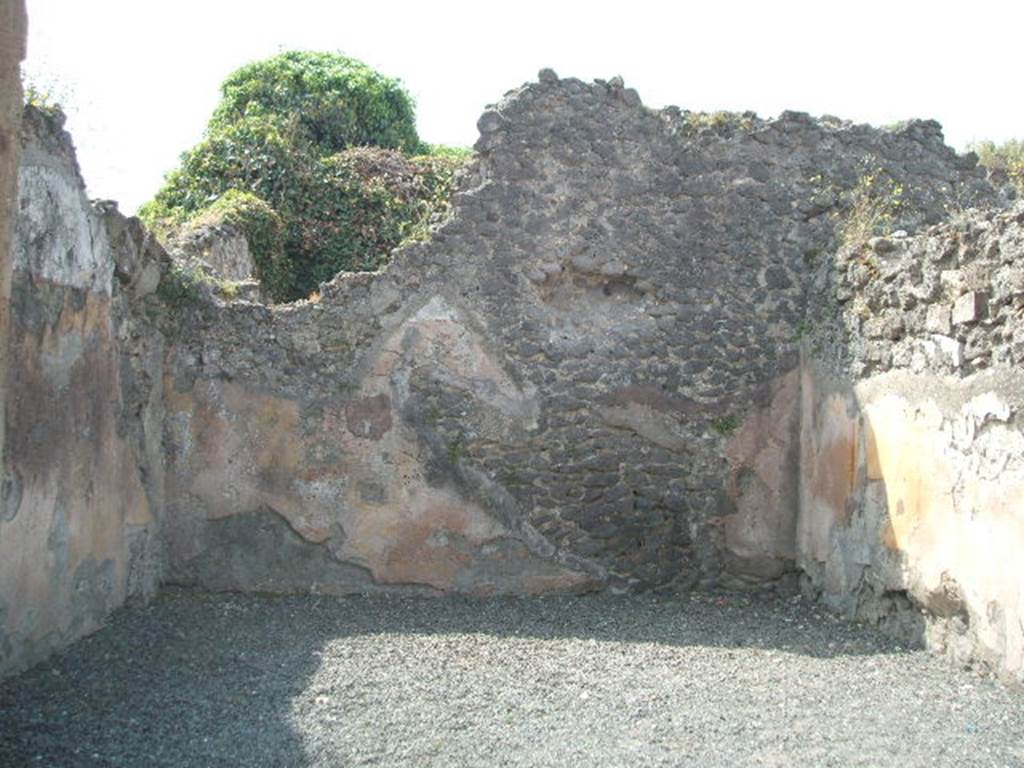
[141, 113, 306, 226]
[142, 52, 470, 302]
[420, 144, 475, 161]
[283, 147, 464, 292]
[209, 50, 422, 155]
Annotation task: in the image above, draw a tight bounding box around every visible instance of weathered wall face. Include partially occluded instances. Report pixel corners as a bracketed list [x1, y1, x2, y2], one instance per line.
[171, 222, 256, 282]
[160, 71, 991, 594]
[0, 108, 165, 676]
[800, 205, 1024, 685]
[4, 58, 1020, 684]
[720, 368, 802, 586]
[161, 297, 596, 595]
[1, 0, 28, 574]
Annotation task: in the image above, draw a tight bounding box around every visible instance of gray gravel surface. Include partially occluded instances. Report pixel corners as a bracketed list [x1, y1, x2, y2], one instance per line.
[1, 589, 1022, 767]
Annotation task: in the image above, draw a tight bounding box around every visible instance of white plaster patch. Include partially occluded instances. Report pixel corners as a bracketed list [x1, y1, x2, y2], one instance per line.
[15, 165, 113, 294]
[963, 392, 1012, 425]
[806, 366, 1024, 685]
[398, 296, 540, 427]
[930, 334, 963, 368]
[410, 295, 459, 323]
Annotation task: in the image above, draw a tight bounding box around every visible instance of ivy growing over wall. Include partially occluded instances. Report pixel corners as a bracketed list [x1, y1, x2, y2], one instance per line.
[140, 51, 469, 302]
[210, 51, 422, 155]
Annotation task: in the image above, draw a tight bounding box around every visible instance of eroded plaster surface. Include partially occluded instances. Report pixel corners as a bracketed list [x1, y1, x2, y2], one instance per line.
[0, 109, 164, 676]
[162, 294, 593, 594]
[801, 205, 1024, 684]
[799, 366, 1024, 684]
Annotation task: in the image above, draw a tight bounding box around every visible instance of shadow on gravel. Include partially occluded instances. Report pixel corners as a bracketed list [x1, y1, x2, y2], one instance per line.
[0, 589, 913, 767]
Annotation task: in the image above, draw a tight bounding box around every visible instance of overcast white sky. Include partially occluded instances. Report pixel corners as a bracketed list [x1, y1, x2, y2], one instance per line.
[23, 0, 1023, 214]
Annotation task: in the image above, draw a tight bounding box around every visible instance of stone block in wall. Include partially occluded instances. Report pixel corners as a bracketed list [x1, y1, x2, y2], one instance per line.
[952, 290, 985, 326]
[170, 223, 256, 282]
[925, 305, 952, 335]
[155, 65, 1006, 598]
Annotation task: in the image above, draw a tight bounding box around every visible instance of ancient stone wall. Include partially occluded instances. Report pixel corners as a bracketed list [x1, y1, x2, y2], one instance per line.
[800, 205, 1024, 685]
[2, 61, 1020, 686]
[159, 72, 991, 596]
[0, 107, 166, 675]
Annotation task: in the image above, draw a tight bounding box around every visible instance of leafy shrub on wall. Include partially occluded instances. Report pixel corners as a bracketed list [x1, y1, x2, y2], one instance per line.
[284, 147, 464, 293]
[140, 51, 469, 302]
[209, 51, 422, 155]
[143, 113, 305, 223]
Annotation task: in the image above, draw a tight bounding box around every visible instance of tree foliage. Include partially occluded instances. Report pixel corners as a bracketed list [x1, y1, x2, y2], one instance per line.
[209, 51, 422, 155]
[141, 51, 469, 302]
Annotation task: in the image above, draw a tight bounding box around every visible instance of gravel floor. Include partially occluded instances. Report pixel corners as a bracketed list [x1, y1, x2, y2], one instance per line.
[1, 590, 1022, 768]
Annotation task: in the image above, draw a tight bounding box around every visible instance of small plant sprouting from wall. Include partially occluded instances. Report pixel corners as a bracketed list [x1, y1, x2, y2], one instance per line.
[681, 110, 755, 135]
[836, 169, 904, 249]
[446, 434, 466, 466]
[151, 262, 204, 336]
[21, 71, 75, 122]
[23, 87, 64, 122]
[710, 415, 740, 437]
[970, 139, 1024, 195]
[156, 262, 204, 306]
[156, 260, 245, 308]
